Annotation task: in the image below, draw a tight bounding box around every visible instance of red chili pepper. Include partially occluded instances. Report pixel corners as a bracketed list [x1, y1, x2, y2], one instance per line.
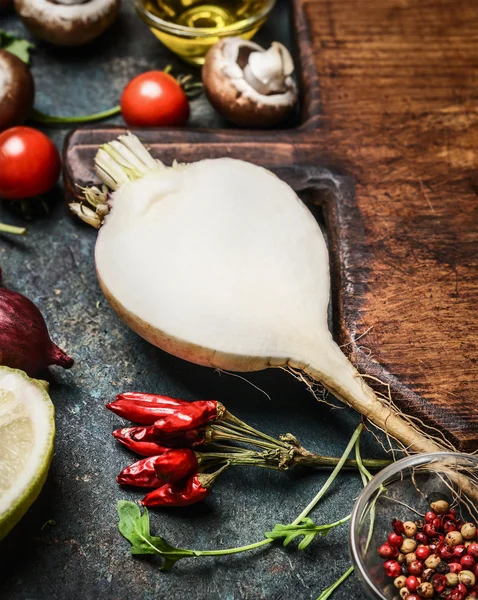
[112, 427, 171, 457]
[117, 449, 199, 488]
[107, 393, 223, 429]
[112, 425, 211, 456]
[141, 473, 212, 508]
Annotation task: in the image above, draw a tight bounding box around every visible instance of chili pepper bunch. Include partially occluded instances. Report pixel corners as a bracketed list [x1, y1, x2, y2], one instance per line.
[107, 392, 390, 508]
[108, 393, 228, 507]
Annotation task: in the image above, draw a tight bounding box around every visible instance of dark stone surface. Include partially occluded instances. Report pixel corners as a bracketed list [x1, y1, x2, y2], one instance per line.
[0, 2, 383, 598]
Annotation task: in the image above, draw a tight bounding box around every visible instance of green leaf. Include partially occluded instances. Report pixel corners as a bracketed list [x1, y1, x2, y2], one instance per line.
[0, 30, 34, 64]
[264, 517, 336, 550]
[117, 501, 195, 570]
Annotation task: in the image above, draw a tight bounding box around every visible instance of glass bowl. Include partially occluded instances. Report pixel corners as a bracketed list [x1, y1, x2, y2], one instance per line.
[349, 452, 478, 600]
[134, 0, 277, 65]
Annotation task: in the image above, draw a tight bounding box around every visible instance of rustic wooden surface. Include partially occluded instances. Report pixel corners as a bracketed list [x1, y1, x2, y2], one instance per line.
[64, 0, 478, 451]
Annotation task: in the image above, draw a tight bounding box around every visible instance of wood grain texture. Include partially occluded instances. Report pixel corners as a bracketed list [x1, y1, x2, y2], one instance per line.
[303, 0, 478, 450]
[63, 0, 478, 450]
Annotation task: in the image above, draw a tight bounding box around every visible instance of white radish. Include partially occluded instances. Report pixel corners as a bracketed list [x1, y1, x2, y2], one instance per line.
[71, 134, 448, 456]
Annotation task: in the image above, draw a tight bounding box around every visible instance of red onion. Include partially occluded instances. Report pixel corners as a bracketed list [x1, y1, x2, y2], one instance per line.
[0, 269, 73, 377]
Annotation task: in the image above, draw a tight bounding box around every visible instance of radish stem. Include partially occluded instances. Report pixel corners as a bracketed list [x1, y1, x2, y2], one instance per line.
[31, 106, 120, 125]
[0, 222, 26, 235]
[292, 423, 364, 525]
[316, 566, 355, 600]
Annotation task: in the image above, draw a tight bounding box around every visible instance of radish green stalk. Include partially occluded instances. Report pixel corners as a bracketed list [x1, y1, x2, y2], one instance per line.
[0, 222, 26, 235]
[71, 134, 451, 456]
[31, 106, 121, 125]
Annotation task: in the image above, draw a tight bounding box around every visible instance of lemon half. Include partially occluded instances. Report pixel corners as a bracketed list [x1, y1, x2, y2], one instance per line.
[0, 366, 55, 540]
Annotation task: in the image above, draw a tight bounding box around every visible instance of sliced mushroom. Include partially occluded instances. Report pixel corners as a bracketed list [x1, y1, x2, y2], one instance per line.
[0, 49, 34, 131]
[14, 0, 120, 47]
[202, 37, 298, 128]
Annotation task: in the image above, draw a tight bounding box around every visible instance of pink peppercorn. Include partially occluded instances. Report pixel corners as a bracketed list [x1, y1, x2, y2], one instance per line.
[415, 532, 429, 545]
[444, 521, 458, 533]
[408, 560, 424, 576]
[416, 546, 430, 560]
[431, 573, 447, 593]
[449, 563, 463, 573]
[469, 544, 478, 559]
[461, 554, 476, 569]
[388, 532, 404, 547]
[423, 524, 437, 537]
[406, 575, 419, 591]
[378, 543, 399, 559]
[384, 560, 401, 578]
[392, 519, 405, 534]
[441, 546, 455, 560]
[453, 545, 467, 558]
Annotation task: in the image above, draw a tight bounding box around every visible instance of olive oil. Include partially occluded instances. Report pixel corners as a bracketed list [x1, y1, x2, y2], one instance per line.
[140, 0, 273, 65]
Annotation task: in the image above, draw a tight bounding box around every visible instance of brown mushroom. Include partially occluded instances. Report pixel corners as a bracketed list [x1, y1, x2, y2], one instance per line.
[0, 49, 34, 131]
[14, 0, 120, 47]
[202, 37, 297, 128]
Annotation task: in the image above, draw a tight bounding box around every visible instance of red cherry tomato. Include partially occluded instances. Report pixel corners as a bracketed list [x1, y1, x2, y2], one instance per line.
[120, 71, 190, 128]
[0, 127, 61, 199]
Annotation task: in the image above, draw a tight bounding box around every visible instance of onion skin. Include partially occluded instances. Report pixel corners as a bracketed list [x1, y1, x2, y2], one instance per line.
[0, 287, 73, 377]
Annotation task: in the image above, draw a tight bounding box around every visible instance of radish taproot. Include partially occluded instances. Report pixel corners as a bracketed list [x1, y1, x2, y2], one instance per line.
[70, 134, 451, 456]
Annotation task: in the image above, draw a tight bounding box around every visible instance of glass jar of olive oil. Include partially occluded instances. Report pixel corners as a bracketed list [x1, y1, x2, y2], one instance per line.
[135, 0, 277, 65]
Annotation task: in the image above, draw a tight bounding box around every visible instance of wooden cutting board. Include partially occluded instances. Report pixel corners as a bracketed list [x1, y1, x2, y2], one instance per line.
[63, 0, 478, 451]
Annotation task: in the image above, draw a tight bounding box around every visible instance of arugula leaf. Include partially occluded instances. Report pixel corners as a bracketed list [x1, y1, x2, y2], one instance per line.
[264, 517, 337, 550]
[117, 501, 196, 570]
[0, 30, 34, 64]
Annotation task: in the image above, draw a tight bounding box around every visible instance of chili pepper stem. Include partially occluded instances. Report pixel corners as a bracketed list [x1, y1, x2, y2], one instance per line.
[199, 461, 231, 488]
[199, 449, 390, 472]
[212, 421, 283, 449]
[222, 412, 290, 449]
[206, 443, 251, 453]
[292, 454, 390, 471]
[210, 424, 283, 451]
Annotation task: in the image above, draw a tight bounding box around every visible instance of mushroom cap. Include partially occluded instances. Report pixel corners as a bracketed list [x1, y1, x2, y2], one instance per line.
[202, 37, 298, 128]
[14, 0, 120, 47]
[0, 49, 35, 131]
